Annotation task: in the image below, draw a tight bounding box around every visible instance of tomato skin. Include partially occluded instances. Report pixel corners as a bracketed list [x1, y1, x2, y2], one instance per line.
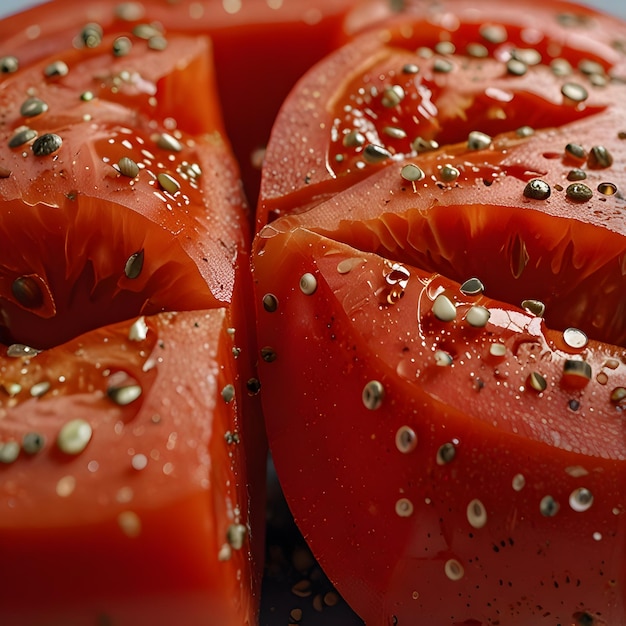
[253, 225, 626, 624]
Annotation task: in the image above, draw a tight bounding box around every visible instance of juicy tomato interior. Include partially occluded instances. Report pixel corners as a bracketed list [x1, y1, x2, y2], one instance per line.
[0, 33, 248, 349]
[258, 2, 626, 348]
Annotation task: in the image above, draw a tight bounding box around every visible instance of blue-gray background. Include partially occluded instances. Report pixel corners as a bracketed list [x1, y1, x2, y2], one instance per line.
[1, 0, 625, 19]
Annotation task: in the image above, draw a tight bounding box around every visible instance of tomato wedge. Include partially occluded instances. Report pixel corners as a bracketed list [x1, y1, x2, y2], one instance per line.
[0, 22, 264, 626]
[253, 0, 626, 623]
[0, 0, 391, 204]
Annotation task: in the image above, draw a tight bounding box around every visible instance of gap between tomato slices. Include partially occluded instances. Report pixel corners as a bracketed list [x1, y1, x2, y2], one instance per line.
[253, 0, 626, 624]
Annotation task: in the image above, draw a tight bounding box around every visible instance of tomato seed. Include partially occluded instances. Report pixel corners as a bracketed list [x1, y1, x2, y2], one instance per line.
[512, 473, 526, 491]
[118, 510, 142, 537]
[299, 272, 317, 295]
[227, 523, 247, 549]
[432, 294, 457, 322]
[0, 55, 18, 73]
[562, 359, 592, 386]
[444, 559, 465, 581]
[0, 441, 20, 464]
[119, 157, 139, 178]
[466, 43, 489, 58]
[539, 495, 560, 517]
[527, 371, 547, 392]
[460, 277, 485, 296]
[523, 179, 551, 200]
[20, 97, 48, 117]
[480, 23, 508, 44]
[262, 293, 278, 312]
[467, 130, 492, 151]
[44, 60, 69, 78]
[156, 132, 182, 152]
[563, 327, 588, 349]
[157, 172, 180, 194]
[8, 127, 37, 148]
[465, 304, 490, 327]
[124, 249, 144, 279]
[400, 163, 424, 182]
[32, 133, 62, 156]
[411, 137, 439, 152]
[57, 419, 93, 455]
[395, 498, 414, 518]
[112, 36, 132, 56]
[587, 145, 613, 169]
[80, 23, 103, 48]
[561, 82, 588, 103]
[434, 349, 453, 366]
[521, 299, 545, 317]
[466, 498, 488, 529]
[395, 426, 417, 453]
[30, 381, 51, 398]
[362, 380, 384, 410]
[22, 432, 45, 455]
[381, 85, 405, 108]
[12, 276, 44, 309]
[221, 384, 235, 403]
[363, 144, 392, 164]
[436, 442, 456, 465]
[569, 487, 594, 512]
[565, 182, 593, 202]
[439, 164, 459, 182]
[597, 181, 617, 195]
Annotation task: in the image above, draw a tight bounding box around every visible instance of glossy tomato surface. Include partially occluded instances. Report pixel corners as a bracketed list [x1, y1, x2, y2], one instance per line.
[0, 0, 393, 204]
[0, 14, 265, 626]
[254, 0, 626, 623]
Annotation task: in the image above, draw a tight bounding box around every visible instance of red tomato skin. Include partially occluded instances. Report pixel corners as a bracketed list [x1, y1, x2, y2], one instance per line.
[252, 225, 626, 625]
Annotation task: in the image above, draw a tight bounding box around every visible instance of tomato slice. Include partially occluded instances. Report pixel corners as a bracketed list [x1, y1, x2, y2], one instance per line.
[0, 20, 265, 626]
[0, 310, 263, 625]
[0, 0, 383, 204]
[254, 225, 626, 625]
[259, 0, 625, 226]
[253, 0, 626, 623]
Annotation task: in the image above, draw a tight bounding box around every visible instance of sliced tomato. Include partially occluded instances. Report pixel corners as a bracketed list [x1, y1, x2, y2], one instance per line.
[259, 0, 625, 226]
[254, 225, 626, 625]
[0, 310, 262, 625]
[253, 0, 626, 623]
[0, 22, 264, 626]
[0, 0, 387, 204]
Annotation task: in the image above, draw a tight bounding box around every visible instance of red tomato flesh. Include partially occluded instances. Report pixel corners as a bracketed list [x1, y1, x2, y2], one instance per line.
[0, 18, 265, 626]
[253, 0, 626, 623]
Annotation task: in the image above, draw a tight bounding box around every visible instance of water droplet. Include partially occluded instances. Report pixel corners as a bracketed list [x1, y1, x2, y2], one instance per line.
[563, 327, 588, 349]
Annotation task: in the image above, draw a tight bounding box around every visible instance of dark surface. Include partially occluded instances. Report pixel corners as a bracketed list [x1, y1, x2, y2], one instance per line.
[260, 461, 365, 626]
